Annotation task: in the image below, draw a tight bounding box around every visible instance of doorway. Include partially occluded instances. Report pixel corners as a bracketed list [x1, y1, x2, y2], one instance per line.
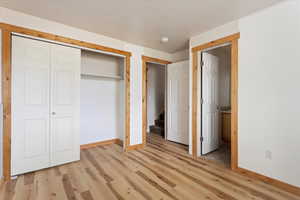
[191, 33, 239, 169]
[200, 45, 231, 168]
[142, 56, 189, 155]
[146, 62, 166, 144]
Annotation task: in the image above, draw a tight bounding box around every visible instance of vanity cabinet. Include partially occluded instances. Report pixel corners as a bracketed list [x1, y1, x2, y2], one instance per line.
[221, 112, 231, 143]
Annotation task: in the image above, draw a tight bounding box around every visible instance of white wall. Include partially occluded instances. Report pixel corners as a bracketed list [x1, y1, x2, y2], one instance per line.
[80, 78, 124, 144]
[81, 50, 123, 77]
[238, 0, 300, 187]
[190, 0, 300, 187]
[147, 63, 165, 129]
[80, 51, 125, 145]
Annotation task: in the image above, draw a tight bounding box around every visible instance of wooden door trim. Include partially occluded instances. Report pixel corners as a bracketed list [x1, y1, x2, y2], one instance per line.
[0, 23, 131, 57]
[1, 24, 131, 180]
[142, 56, 172, 65]
[2, 30, 12, 181]
[191, 33, 240, 170]
[141, 56, 171, 147]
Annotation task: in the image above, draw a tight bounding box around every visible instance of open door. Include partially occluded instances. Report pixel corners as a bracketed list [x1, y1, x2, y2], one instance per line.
[167, 61, 189, 145]
[201, 52, 220, 155]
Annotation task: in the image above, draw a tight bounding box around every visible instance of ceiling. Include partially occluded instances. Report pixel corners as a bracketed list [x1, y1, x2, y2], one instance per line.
[0, 0, 284, 53]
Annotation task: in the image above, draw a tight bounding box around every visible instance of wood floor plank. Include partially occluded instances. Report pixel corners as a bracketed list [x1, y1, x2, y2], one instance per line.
[1, 134, 299, 200]
[136, 150, 239, 200]
[62, 174, 78, 200]
[80, 191, 94, 200]
[146, 140, 300, 200]
[95, 145, 170, 200]
[23, 173, 35, 186]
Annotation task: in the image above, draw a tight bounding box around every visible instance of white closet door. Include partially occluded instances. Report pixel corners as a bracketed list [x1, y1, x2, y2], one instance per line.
[50, 44, 81, 166]
[167, 61, 189, 145]
[202, 53, 220, 155]
[11, 36, 51, 175]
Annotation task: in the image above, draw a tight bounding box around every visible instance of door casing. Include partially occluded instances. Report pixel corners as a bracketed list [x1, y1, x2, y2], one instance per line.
[191, 33, 240, 171]
[142, 56, 171, 146]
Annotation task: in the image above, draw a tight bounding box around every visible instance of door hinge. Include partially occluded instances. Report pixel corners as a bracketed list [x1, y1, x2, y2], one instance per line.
[201, 60, 204, 67]
[200, 98, 204, 104]
[200, 136, 204, 142]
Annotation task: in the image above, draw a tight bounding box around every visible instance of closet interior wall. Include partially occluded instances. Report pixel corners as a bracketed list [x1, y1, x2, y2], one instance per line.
[80, 50, 125, 145]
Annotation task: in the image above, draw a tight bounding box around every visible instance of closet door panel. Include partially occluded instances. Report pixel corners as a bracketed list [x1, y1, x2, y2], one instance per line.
[11, 36, 51, 175]
[50, 44, 80, 166]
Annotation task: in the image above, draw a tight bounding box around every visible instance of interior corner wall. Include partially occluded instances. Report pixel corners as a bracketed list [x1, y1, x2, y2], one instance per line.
[190, 0, 300, 187]
[147, 63, 166, 130]
[171, 49, 189, 62]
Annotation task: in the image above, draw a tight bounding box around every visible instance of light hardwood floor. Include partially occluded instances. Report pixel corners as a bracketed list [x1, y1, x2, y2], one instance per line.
[0, 134, 299, 200]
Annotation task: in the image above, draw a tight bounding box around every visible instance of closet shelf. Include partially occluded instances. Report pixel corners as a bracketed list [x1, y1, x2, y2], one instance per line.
[81, 73, 123, 80]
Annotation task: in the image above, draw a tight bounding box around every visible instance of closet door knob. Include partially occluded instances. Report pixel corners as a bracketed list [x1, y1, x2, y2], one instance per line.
[52, 112, 56, 115]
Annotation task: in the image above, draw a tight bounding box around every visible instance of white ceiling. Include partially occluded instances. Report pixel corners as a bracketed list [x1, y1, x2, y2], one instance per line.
[0, 0, 284, 53]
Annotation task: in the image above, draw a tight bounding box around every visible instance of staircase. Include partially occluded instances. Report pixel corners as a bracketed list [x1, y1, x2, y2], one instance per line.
[149, 112, 165, 137]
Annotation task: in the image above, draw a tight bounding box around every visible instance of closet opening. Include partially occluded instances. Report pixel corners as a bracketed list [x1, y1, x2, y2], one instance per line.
[80, 50, 126, 149]
[3, 29, 131, 180]
[200, 44, 232, 168]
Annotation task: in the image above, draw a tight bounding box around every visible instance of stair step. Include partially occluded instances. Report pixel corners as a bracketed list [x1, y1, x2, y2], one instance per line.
[159, 113, 164, 120]
[149, 125, 164, 137]
[155, 119, 164, 127]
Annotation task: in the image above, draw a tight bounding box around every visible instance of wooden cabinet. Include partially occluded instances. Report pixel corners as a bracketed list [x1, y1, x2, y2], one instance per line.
[221, 112, 231, 143]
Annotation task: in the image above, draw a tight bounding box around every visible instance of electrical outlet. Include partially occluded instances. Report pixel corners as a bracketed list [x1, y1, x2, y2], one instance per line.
[265, 150, 272, 160]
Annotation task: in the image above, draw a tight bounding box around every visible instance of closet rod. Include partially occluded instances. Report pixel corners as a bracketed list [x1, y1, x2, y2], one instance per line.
[81, 74, 123, 80]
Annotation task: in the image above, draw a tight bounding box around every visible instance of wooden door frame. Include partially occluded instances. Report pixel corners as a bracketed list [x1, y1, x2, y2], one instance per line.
[0, 23, 132, 181]
[191, 33, 240, 170]
[142, 56, 171, 146]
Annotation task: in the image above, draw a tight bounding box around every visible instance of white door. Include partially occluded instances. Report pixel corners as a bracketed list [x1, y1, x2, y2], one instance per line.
[50, 44, 81, 166]
[12, 36, 51, 175]
[167, 61, 189, 145]
[12, 36, 81, 175]
[201, 52, 220, 155]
